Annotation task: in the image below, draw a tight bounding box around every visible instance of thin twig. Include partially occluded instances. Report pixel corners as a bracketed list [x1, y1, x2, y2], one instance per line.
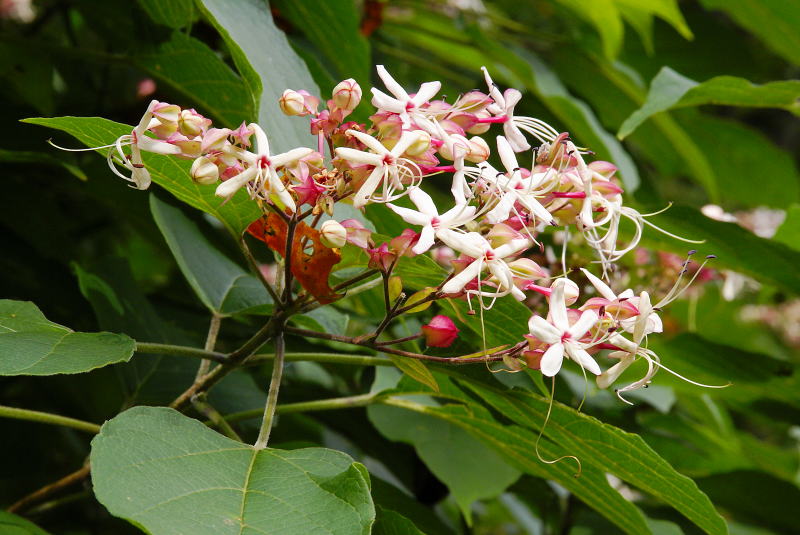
[195, 314, 222, 382]
[254, 332, 285, 449]
[239, 235, 281, 304]
[224, 393, 380, 424]
[284, 326, 511, 364]
[191, 393, 242, 441]
[135, 342, 226, 363]
[282, 215, 298, 304]
[7, 464, 90, 514]
[0, 405, 100, 434]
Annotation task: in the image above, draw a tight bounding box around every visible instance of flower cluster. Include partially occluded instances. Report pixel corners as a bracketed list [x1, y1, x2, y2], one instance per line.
[86, 65, 718, 400]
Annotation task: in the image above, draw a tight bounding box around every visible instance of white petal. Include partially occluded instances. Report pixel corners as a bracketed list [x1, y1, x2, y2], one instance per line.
[540, 343, 565, 377]
[137, 137, 182, 155]
[370, 89, 405, 114]
[352, 166, 385, 208]
[496, 136, 519, 175]
[518, 195, 555, 225]
[442, 259, 483, 295]
[504, 123, 531, 152]
[335, 147, 383, 166]
[386, 203, 430, 226]
[583, 268, 620, 300]
[411, 81, 441, 106]
[485, 192, 516, 224]
[527, 316, 561, 344]
[215, 166, 257, 199]
[391, 130, 422, 157]
[376, 65, 409, 100]
[596, 354, 635, 389]
[347, 129, 389, 155]
[252, 123, 270, 156]
[549, 279, 570, 330]
[437, 229, 486, 258]
[271, 147, 313, 168]
[408, 186, 438, 217]
[565, 344, 601, 376]
[412, 225, 436, 254]
[440, 204, 476, 227]
[568, 309, 598, 339]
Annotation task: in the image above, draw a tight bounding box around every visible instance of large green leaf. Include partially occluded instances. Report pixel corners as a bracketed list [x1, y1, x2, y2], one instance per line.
[383, 395, 650, 534]
[369, 369, 520, 523]
[773, 203, 800, 251]
[699, 0, 800, 66]
[134, 31, 254, 127]
[619, 67, 800, 138]
[91, 406, 375, 534]
[613, 0, 693, 53]
[641, 205, 800, 294]
[0, 300, 135, 376]
[373, 507, 427, 535]
[0, 512, 51, 535]
[271, 0, 370, 88]
[150, 194, 272, 316]
[197, 0, 318, 153]
[453, 379, 728, 535]
[23, 117, 261, 236]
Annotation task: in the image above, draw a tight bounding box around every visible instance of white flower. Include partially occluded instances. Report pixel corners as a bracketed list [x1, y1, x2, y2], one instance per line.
[482, 136, 556, 225]
[527, 278, 600, 377]
[481, 67, 530, 152]
[438, 230, 530, 300]
[214, 123, 312, 211]
[580, 268, 662, 336]
[386, 187, 477, 254]
[335, 129, 422, 208]
[371, 65, 441, 126]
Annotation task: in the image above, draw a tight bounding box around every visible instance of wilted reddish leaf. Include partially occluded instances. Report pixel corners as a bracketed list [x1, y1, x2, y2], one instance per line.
[248, 213, 342, 304]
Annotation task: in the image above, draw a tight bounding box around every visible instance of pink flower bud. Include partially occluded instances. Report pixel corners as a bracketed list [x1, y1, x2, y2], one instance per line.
[455, 90, 492, 112]
[390, 229, 420, 257]
[332, 78, 362, 111]
[422, 315, 459, 348]
[279, 89, 306, 116]
[190, 156, 219, 185]
[319, 220, 347, 248]
[368, 243, 397, 272]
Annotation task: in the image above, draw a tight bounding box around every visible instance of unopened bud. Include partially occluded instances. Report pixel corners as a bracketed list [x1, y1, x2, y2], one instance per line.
[190, 156, 219, 185]
[319, 220, 347, 248]
[422, 315, 459, 348]
[406, 131, 431, 156]
[279, 89, 306, 116]
[178, 109, 212, 137]
[508, 258, 548, 280]
[466, 136, 490, 163]
[332, 78, 362, 111]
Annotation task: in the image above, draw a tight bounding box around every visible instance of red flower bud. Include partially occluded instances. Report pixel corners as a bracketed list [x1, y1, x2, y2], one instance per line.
[422, 315, 459, 348]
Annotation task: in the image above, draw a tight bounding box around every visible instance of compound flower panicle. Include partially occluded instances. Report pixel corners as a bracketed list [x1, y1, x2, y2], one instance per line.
[68, 66, 716, 405]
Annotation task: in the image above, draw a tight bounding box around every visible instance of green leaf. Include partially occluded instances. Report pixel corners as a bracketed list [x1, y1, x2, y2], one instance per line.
[456, 381, 728, 535]
[699, 0, 800, 66]
[388, 355, 439, 393]
[0, 512, 51, 535]
[23, 117, 260, 236]
[641, 205, 800, 294]
[555, 0, 624, 60]
[613, 0, 693, 53]
[383, 395, 650, 534]
[197, 0, 319, 153]
[137, 0, 194, 29]
[271, 0, 370, 87]
[91, 406, 375, 534]
[772, 203, 800, 251]
[134, 31, 254, 127]
[373, 507, 427, 535]
[369, 369, 520, 524]
[150, 194, 272, 316]
[0, 300, 135, 376]
[619, 67, 800, 138]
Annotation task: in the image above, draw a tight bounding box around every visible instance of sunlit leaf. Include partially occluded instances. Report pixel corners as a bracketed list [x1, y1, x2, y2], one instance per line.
[0, 300, 134, 376]
[91, 406, 375, 534]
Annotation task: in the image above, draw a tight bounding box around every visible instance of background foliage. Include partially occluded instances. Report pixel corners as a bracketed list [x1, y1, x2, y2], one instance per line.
[1, 0, 799, 533]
